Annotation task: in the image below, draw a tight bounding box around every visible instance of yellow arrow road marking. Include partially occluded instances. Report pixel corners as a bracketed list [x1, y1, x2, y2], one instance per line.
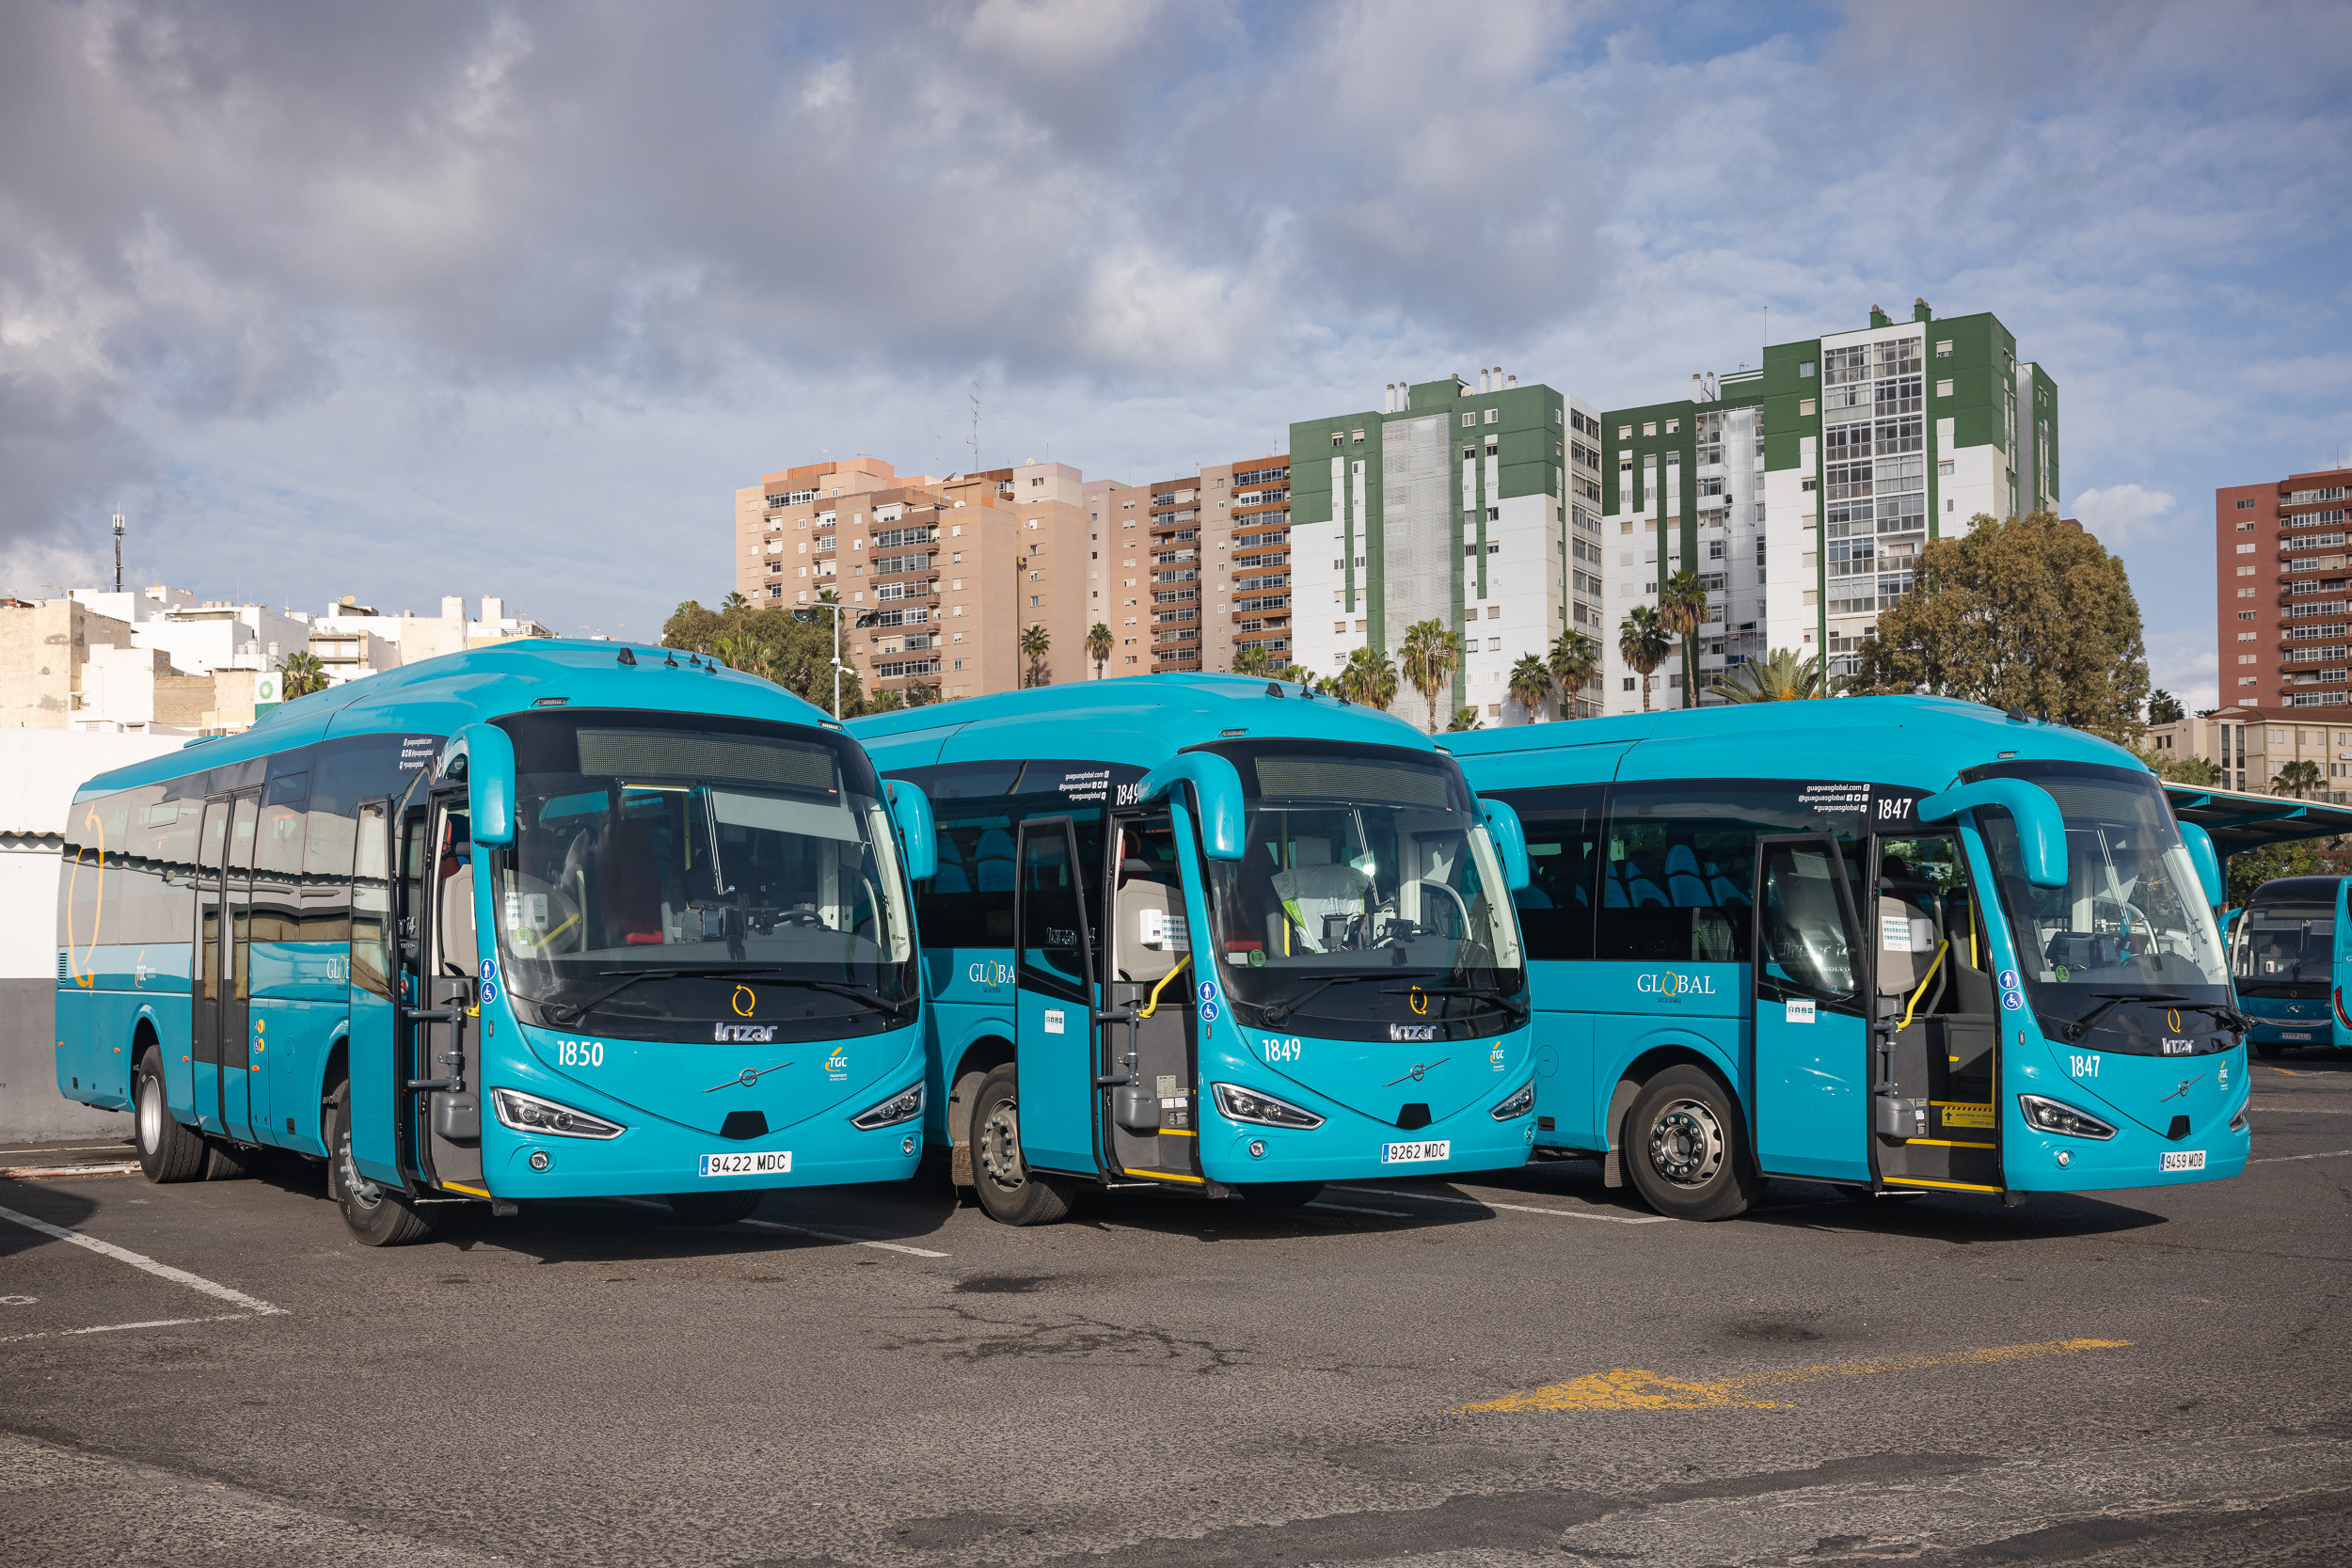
[1457, 1337, 2132, 1412]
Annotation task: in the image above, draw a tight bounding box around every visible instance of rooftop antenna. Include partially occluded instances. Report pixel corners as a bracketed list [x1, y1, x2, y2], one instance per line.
[111, 514, 124, 594]
[969, 379, 981, 473]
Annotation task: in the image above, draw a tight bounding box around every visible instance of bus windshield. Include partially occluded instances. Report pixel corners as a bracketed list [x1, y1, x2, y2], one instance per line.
[1195, 740, 1524, 1035]
[2234, 900, 2335, 997]
[1975, 762, 2231, 1047]
[489, 710, 916, 1034]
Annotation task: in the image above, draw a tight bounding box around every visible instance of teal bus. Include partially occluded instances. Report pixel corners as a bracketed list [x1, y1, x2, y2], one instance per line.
[850, 675, 1537, 1224]
[56, 641, 938, 1244]
[1446, 696, 2244, 1219]
[2232, 875, 2349, 1058]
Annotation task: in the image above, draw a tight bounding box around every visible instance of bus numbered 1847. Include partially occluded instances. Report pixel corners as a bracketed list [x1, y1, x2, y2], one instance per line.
[1448, 695, 2245, 1220]
[56, 641, 938, 1243]
[851, 675, 1538, 1224]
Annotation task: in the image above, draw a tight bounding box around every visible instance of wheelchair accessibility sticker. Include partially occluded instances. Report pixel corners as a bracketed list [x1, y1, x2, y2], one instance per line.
[1198, 980, 1220, 1023]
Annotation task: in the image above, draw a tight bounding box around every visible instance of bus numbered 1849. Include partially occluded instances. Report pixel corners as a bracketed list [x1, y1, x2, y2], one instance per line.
[1448, 695, 2245, 1220]
[851, 675, 1538, 1224]
[56, 641, 938, 1243]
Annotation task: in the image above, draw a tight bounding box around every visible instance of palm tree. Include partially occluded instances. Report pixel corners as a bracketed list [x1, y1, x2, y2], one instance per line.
[1546, 630, 1598, 721]
[1446, 705, 1482, 732]
[1279, 664, 1319, 691]
[710, 634, 775, 679]
[1710, 648, 1824, 704]
[1231, 642, 1277, 677]
[1399, 618, 1462, 734]
[1657, 568, 1708, 709]
[723, 591, 750, 611]
[816, 587, 841, 606]
[1336, 644, 1398, 711]
[1087, 622, 1113, 681]
[278, 649, 329, 698]
[1506, 654, 1550, 722]
[1019, 624, 1052, 689]
[1618, 604, 1671, 713]
[2275, 759, 2325, 799]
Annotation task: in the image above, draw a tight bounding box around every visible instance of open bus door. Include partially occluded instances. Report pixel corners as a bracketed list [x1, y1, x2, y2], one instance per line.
[1097, 807, 1204, 1189]
[1009, 816, 1102, 1180]
[1748, 834, 1873, 1183]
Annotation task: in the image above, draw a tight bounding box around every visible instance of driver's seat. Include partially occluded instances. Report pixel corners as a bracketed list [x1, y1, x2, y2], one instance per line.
[1269, 862, 1374, 955]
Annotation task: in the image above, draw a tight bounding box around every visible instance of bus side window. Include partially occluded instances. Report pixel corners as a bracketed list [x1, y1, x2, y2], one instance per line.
[1597, 783, 1829, 965]
[1489, 784, 1602, 963]
[351, 802, 392, 1000]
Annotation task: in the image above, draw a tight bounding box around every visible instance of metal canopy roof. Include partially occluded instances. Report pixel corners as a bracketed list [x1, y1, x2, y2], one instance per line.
[2165, 782, 2352, 857]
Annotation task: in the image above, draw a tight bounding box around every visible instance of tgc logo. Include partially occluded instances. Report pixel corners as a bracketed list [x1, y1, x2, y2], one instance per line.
[965, 960, 1014, 990]
[1637, 969, 1715, 1001]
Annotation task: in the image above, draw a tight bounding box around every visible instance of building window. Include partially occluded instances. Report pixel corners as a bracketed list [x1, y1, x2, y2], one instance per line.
[1935, 379, 1954, 398]
[1462, 413, 1476, 428]
[2238, 498, 2257, 510]
[1664, 419, 1679, 434]
[1618, 425, 1631, 439]
[1484, 408, 1499, 424]
[1331, 433, 1343, 447]
[1351, 430, 1365, 443]
[1935, 341, 1953, 357]
[1643, 422, 1657, 437]
[1799, 361, 1816, 378]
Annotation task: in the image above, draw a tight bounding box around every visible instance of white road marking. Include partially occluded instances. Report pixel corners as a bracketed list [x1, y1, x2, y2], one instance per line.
[2250, 1148, 2352, 1164]
[740, 1218, 947, 1258]
[1329, 1183, 1672, 1224]
[2248, 1103, 2352, 1114]
[0, 1314, 251, 1346]
[0, 1203, 286, 1316]
[2, 1163, 142, 1180]
[1306, 1200, 1412, 1218]
[0, 1145, 136, 1158]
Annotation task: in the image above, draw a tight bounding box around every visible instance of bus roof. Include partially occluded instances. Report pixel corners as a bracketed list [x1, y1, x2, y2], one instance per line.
[72, 639, 833, 800]
[2241, 875, 2345, 907]
[850, 673, 1434, 773]
[1442, 694, 2137, 794]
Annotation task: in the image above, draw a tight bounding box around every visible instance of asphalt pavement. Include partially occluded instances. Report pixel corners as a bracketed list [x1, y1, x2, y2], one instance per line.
[4, 1056, 2350, 1568]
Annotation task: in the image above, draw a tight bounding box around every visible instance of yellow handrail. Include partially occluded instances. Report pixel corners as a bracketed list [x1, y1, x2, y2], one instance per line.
[1898, 940, 1949, 1033]
[1137, 955, 1193, 1020]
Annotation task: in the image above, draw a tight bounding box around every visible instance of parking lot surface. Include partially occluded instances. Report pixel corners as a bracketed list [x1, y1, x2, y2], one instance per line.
[4, 1057, 2351, 1568]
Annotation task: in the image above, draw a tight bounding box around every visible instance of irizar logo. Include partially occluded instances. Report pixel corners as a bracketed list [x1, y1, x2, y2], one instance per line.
[1636, 968, 1714, 1001]
[715, 1023, 777, 1044]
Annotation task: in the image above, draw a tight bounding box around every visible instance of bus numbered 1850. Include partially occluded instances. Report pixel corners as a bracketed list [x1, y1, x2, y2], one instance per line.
[1448, 695, 2245, 1219]
[56, 640, 937, 1243]
[851, 674, 1538, 1224]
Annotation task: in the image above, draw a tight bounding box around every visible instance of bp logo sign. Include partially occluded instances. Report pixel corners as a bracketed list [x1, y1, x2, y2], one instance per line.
[253, 672, 284, 709]
[1636, 968, 1715, 1002]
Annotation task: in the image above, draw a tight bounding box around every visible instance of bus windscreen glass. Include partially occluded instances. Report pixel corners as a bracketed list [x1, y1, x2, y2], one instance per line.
[2233, 902, 2334, 996]
[1194, 741, 1524, 1037]
[489, 710, 915, 1034]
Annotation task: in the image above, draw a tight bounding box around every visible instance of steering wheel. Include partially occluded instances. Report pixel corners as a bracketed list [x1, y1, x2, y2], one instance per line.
[1410, 879, 1473, 942]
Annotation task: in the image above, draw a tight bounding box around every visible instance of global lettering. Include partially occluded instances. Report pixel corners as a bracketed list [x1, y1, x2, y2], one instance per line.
[1636, 970, 1715, 1000]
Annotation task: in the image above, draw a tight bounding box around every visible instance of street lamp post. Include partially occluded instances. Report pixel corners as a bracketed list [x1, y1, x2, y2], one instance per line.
[793, 597, 877, 720]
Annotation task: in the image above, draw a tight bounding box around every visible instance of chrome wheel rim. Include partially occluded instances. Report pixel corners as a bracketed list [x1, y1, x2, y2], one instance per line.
[136, 1072, 161, 1154]
[1648, 1097, 1725, 1188]
[977, 1098, 1026, 1192]
[338, 1124, 383, 1210]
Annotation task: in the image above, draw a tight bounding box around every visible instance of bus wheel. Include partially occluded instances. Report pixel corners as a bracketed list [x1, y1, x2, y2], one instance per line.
[133, 1051, 206, 1183]
[1624, 1066, 1761, 1222]
[324, 1085, 434, 1247]
[2252, 1039, 2284, 1060]
[1236, 1182, 1324, 1209]
[969, 1064, 1073, 1226]
[200, 1138, 254, 1180]
[666, 1191, 763, 1226]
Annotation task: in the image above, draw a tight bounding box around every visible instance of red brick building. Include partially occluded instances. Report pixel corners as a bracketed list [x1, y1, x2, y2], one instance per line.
[2218, 466, 2352, 710]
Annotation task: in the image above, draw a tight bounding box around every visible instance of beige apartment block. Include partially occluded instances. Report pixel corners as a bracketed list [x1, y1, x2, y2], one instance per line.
[1083, 477, 1152, 674]
[2146, 704, 2352, 801]
[0, 600, 140, 729]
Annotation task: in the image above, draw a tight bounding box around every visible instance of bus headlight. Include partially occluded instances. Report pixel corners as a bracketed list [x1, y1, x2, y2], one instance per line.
[489, 1087, 625, 1140]
[1211, 1083, 1326, 1130]
[850, 1084, 925, 1130]
[1491, 1081, 1536, 1120]
[2017, 1094, 2116, 1141]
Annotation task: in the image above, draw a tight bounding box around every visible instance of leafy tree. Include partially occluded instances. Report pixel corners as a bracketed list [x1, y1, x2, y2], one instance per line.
[2275, 758, 2325, 799]
[1399, 618, 1462, 734]
[1618, 604, 1671, 713]
[866, 688, 905, 713]
[1657, 568, 1708, 709]
[1547, 630, 1598, 721]
[2148, 689, 2185, 725]
[1507, 653, 1551, 721]
[2229, 837, 2323, 910]
[1019, 623, 1052, 688]
[1851, 512, 2151, 744]
[278, 649, 329, 699]
[1087, 622, 1113, 681]
[2163, 753, 2220, 785]
[1446, 705, 1482, 732]
[660, 598, 868, 715]
[1711, 648, 1824, 704]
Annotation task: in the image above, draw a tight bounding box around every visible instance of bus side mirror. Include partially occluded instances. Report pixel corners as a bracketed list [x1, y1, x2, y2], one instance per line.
[885, 779, 937, 881]
[1916, 777, 2066, 888]
[1135, 752, 1247, 861]
[453, 722, 516, 846]
[2178, 821, 2224, 908]
[1478, 798, 1532, 892]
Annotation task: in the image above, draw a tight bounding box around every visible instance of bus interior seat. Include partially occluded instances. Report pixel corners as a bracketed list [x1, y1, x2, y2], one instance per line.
[975, 827, 1016, 892]
[438, 862, 478, 975]
[1707, 861, 1748, 907]
[1270, 860, 1374, 954]
[1665, 845, 1712, 908]
[930, 831, 973, 894]
[1113, 861, 1182, 985]
[1623, 859, 1668, 909]
[606, 818, 666, 944]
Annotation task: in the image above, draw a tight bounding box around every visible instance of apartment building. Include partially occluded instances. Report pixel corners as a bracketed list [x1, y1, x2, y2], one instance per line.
[2146, 705, 2352, 800]
[1599, 301, 2058, 711]
[2217, 466, 2352, 710]
[1289, 371, 1595, 726]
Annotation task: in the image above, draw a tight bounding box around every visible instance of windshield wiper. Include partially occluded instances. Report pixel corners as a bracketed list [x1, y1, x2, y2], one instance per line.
[1256, 974, 1389, 1025]
[545, 966, 905, 1024]
[2169, 999, 2255, 1036]
[2062, 991, 2186, 1042]
[1379, 984, 1530, 1022]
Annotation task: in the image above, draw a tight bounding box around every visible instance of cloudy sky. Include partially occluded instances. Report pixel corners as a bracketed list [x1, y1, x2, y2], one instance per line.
[4, 0, 2347, 706]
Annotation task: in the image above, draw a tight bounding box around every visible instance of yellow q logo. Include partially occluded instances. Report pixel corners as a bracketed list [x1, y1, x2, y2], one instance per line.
[2167, 1008, 2183, 1034]
[1410, 987, 1428, 1016]
[732, 986, 756, 1017]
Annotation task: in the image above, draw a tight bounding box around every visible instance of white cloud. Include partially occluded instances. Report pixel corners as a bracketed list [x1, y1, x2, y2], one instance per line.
[2071, 483, 2176, 547]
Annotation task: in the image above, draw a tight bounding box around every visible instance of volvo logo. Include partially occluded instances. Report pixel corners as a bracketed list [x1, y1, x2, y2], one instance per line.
[705, 1060, 790, 1092]
[1386, 1055, 1448, 1084]
[2157, 1073, 2205, 1104]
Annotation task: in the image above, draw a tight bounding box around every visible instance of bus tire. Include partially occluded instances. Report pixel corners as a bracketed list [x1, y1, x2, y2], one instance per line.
[969, 1063, 1073, 1226]
[325, 1084, 434, 1247]
[1236, 1182, 1323, 1209]
[2252, 1038, 2284, 1060]
[1623, 1065, 1761, 1222]
[133, 1050, 207, 1183]
[200, 1138, 255, 1180]
[666, 1190, 763, 1226]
